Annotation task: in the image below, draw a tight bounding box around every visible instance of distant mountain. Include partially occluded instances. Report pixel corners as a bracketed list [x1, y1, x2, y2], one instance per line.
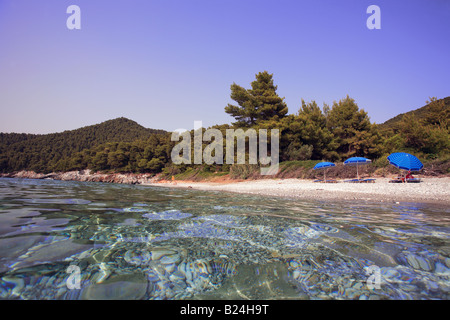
[0, 117, 167, 173]
[1, 117, 165, 146]
[379, 97, 450, 131]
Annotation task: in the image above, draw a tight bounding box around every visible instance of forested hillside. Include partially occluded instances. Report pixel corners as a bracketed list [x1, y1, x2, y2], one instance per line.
[0, 118, 167, 173]
[379, 97, 450, 131]
[1, 71, 448, 176]
[379, 97, 449, 157]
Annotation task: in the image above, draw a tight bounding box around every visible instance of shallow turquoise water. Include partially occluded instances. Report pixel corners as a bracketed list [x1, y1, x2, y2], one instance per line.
[0, 178, 449, 300]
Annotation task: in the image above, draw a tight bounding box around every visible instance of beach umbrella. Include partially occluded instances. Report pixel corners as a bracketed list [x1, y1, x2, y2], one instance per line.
[387, 152, 423, 171]
[313, 161, 336, 181]
[344, 157, 372, 180]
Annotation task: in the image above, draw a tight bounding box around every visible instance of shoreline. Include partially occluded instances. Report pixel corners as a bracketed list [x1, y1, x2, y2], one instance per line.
[1, 170, 449, 206]
[143, 177, 450, 206]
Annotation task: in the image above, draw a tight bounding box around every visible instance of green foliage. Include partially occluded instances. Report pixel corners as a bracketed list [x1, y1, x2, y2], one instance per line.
[1, 72, 448, 178]
[293, 100, 337, 160]
[383, 134, 406, 154]
[225, 71, 288, 127]
[371, 155, 390, 168]
[380, 97, 450, 132]
[326, 96, 383, 160]
[380, 97, 450, 157]
[229, 164, 260, 179]
[285, 143, 313, 161]
[279, 160, 319, 170]
[396, 113, 449, 156]
[0, 118, 169, 173]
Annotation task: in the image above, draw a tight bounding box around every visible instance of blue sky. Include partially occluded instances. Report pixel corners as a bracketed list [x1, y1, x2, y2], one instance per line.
[0, 0, 449, 134]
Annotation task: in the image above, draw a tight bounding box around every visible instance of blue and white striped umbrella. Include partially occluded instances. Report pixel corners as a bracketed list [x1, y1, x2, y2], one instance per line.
[387, 152, 423, 171]
[313, 162, 336, 181]
[343, 157, 372, 166]
[313, 162, 336, 170]
[344, 157, 372, 180]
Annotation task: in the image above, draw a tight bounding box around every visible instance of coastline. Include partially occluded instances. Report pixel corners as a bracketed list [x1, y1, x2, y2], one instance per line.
[143, 177, 450, 206]
[0, 170, 156, 185]
[1, 170, 449, 206]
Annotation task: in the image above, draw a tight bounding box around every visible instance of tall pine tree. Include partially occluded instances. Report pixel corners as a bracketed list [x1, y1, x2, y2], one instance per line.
[326, 95, 382, 159]
[225, 71, 288, 127]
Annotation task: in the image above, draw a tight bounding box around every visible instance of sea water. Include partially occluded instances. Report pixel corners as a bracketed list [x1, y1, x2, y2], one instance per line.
[0, 178, 449, 300]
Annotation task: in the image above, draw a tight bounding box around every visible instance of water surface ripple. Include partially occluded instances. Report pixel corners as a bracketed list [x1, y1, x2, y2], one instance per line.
[0, 178, 449, 300]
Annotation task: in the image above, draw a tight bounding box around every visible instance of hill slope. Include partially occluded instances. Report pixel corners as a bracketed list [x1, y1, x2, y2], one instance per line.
[379, 97, 450, 131]
[0, 117, 167, 173]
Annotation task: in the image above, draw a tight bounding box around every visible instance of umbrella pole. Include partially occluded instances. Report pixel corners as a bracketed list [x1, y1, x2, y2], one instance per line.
[357, 164, 359, 180]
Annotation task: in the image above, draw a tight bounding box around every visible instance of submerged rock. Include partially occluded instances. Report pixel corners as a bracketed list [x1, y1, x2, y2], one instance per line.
[81, 275, 148, 300]
[10, 239, 94, 270]
[143, 210, 192, 220]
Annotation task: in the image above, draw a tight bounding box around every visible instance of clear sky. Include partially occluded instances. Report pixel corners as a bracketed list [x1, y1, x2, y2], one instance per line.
[0, 0, 449, 134]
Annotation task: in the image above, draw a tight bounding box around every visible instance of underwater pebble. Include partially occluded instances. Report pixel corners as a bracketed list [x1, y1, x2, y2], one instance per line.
[169, 271, 186, 282]
[124, 249, 151, 266]
[406, 254, 433, 272]
[344, 288, 359, 299]
[143, 210, 192, 220]
[0, 277, 21, 298]
[352, 282, 364, 290]
[381, 267, 401, 281]
[81, 279, 147, 300]
[292, 270, 301, 280]
[151, 249, 180, 265]
[426, 281, 439, 291]
[434, 262, 450, 274]
[160, 254, 180, 265]
[123, 207, 148, 213]
[55, 287, 68, 299]
[5, 277, 25, 297]
[164, 263, 176, 274]
[406, 254, 420, 269]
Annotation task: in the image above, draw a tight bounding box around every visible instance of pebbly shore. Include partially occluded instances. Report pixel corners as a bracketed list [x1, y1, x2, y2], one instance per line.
[143, 177, 450, 206]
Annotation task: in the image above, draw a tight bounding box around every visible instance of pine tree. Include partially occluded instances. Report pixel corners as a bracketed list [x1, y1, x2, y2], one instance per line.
[225, 71, 288, 127]
[326, 96, 381, 159]
[275, 100, 337, 161]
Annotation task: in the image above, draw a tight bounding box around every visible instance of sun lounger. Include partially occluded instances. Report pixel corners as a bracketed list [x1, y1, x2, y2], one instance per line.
[389, 176, 403, 183]
[344, 178, 375, 183]
[314, 179, 338, 183]
[389, 177, 421, 183]
[360, 178, 376, 183]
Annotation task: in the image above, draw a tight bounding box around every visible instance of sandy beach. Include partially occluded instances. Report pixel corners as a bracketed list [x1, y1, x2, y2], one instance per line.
[144, 177, 450, 205]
